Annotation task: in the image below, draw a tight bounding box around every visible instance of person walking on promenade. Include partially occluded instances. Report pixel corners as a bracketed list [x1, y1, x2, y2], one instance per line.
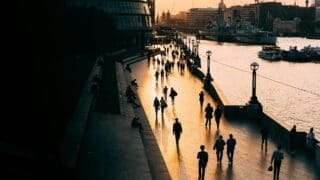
[160, 69, 164, 81]
[169, 87, 178, 105]
[204, 103, 213, 128]
[271, 145, 284, 180]
[260, 125, 269, 150]
[153, 97, 160, 119]
[306, 127, 318, 155]
[153, 57, 156, 67]
[199, 91, 204, 108]
[197, 145, 208, 180]
[213, 135, 225, 163]
[155, 70, 159, 84]
[226, 134, 237, 165]
[147, 53, 151, 66]
[160, 97, 167, 117]
[214, 105, 223, 130]
[289, 125, 297, 154]
[173, 118, 183, 146]
[157, 58, 160, 66]
[163, 86, 168, 100]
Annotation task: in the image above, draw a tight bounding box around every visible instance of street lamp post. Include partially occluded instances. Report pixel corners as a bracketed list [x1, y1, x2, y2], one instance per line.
[196, 39, 200, 56]
[192, 39, 195, 54]
[194, 44, 197, 56]
[205, 50, 213, 84]
[249, 62, 259, 104]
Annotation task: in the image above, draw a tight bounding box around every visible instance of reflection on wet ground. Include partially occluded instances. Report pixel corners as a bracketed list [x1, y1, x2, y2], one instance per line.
[130, 45, 319, 180]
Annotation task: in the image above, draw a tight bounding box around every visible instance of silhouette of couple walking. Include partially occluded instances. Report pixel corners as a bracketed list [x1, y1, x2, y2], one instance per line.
[205, 103, 222, 130]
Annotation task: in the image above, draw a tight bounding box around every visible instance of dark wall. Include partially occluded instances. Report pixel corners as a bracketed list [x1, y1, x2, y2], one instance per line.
[2, 1, 118, 179]
[7, 0, 118, 146]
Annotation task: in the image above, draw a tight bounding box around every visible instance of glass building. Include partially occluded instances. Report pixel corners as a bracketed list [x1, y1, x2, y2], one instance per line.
[67, 0, 152, 49]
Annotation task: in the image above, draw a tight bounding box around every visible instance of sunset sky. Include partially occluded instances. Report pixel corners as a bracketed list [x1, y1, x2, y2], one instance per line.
[156, 0, 311, 15]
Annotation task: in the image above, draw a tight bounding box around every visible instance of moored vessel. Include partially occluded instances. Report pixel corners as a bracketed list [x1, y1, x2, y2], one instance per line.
[258, 45, 282, 60]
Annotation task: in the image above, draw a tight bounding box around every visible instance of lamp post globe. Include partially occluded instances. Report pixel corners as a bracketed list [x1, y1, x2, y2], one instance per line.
[249, 62, 259, 104]
[250, 62, 259, 71]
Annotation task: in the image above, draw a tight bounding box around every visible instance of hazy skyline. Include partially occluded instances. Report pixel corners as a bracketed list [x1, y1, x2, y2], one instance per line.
[156, 0, 313, 15]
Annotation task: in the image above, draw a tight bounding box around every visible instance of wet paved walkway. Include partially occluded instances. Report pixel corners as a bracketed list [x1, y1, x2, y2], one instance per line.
[129, 46, 320, 180]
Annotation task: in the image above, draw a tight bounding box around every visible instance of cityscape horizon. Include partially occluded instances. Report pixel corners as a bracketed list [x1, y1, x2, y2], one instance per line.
[157, 0, 317, 15]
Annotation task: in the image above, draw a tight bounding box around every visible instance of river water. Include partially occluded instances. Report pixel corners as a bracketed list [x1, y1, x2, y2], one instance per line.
[193, 37, 320, 137]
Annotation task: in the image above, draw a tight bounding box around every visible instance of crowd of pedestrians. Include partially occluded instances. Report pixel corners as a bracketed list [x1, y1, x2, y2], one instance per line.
[127, 41, 318, 180]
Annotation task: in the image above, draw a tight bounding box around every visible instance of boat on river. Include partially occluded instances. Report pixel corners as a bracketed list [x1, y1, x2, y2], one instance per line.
[233, 31, 276, 45]
[258, 45, 282, 60]
[200, 23, 276, 45]
[281, 46, 308, 62]
[300, 45, 320, 61]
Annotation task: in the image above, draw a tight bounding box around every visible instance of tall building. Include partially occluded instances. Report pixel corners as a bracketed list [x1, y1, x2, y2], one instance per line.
[273, 17, 301, 33]
[256, 2, 283, 31]
[67, 0, 152, 48]
[217, 0, 227, 27]
[148, 0, 155, 24]
[225, 4, 258, 26]
[254, 2, 314, 32]
[186, 8, 218, 30]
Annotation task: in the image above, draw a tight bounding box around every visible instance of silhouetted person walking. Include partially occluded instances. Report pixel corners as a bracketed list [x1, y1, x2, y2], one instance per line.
[163, 86, 168, 100]
[197, 145, 208, 180]
[271, 145, 284, 180]
[214, 105, 223, 130]
[160, 97, 167, 117]
[306, 127, 318, 155]
[289, 125, 297, 154]
[147, 54, 151, 66]
[155, 70, 159, 83]
[160, 69, 164, 81]
[213, 135, 225, 163]
[169, 87, 178, 105]
[199, 91, 204, 108]
[205, 103, 213, 128]
[260, 126, 269, 150]
[153, 97, 160, 119]
[173, 118, 182, 146]
[226, 134, 236, 164]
